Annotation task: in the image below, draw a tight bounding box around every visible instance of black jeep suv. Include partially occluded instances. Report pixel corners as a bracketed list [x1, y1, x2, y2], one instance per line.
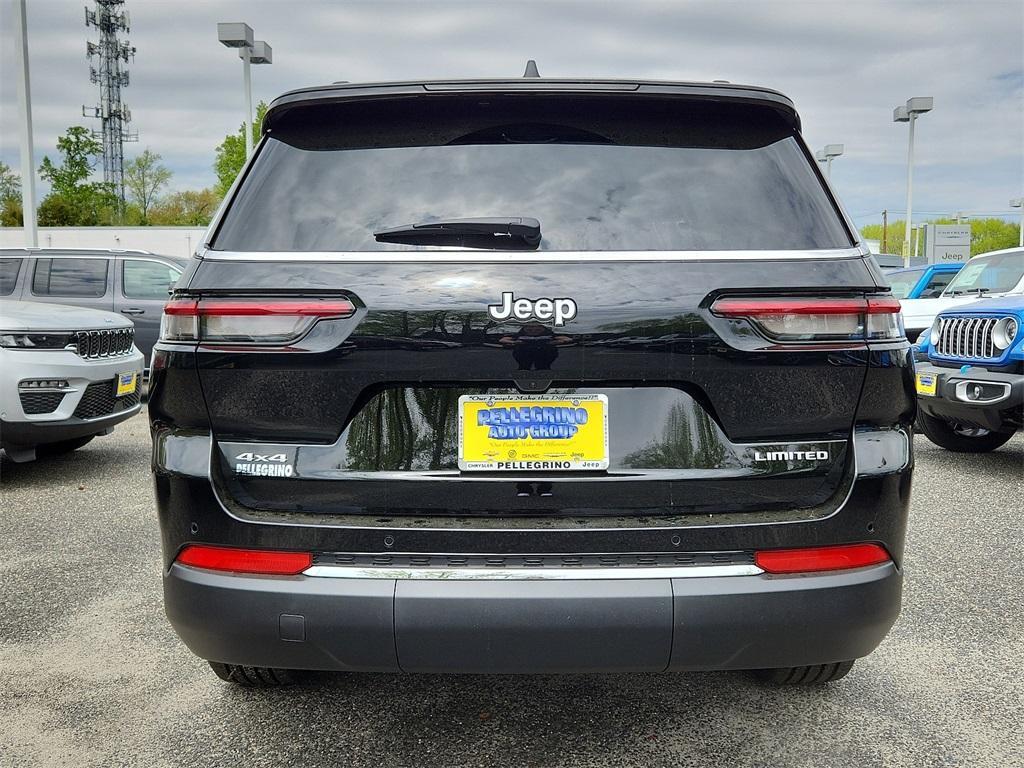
[149, 76, 914, 687]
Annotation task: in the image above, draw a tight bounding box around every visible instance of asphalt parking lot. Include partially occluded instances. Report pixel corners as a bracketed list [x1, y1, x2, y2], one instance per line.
[1, 412, 1022, 768]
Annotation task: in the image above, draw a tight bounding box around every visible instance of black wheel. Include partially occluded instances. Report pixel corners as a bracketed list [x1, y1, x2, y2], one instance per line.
[917, 411, 1014, 453]
[754, 660, 855, 685]
[35, 435, 94, 457]
[208, 661, 296, 687]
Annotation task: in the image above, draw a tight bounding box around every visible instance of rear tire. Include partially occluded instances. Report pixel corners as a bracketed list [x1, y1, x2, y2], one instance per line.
[208, 661, 296, 687]
[917, 411, 1014, 453]
[36, 435, 95, 457]
[754, 660, 855, 685]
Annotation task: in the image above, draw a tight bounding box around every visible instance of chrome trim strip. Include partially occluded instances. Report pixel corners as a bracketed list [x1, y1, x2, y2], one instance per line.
[196, 246, 869, 264]
[302, 563, 763, 580]
[208, 434, 861, 532]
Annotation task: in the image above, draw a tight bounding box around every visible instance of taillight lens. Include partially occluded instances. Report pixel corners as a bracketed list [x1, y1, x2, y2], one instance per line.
[754, 543, 891, 574]
[160, 297, 356, 345]
[711, 296, 903, 343]
[176, 544, 313, 575]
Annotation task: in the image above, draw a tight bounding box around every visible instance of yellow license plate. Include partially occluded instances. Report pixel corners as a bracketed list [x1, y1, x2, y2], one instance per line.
[915, 373, 937, 397]
[458, 394, 609, 471]
[115, 372, 138, 397]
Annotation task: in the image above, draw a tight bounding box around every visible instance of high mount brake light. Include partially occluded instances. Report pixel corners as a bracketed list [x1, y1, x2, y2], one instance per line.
[754, 543, 891, 574]
[176, 544, 313, 575]
[160, 298, 356, 344]
[711, 296, 903, 343]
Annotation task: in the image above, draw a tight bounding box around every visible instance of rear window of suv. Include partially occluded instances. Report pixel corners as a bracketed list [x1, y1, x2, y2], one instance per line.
[212, 95, 852, 252]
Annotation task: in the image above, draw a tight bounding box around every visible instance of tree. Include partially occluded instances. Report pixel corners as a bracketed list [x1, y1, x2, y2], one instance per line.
[124, 149, 172, 224]
[149, 188, 221, 226]
[214, 101, 268, 197]
[38, 126, 117, 226]
[0, 161, 22, 227]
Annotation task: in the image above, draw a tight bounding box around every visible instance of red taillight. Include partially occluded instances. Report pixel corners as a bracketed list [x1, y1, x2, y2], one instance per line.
[713, 297, 870, 316]
[710, 296, 903, 343]
[196, 299, 356, 316]
[754, 543, 891, 574]
[160, 297, 356, 344]
[176, 544, 313, 575]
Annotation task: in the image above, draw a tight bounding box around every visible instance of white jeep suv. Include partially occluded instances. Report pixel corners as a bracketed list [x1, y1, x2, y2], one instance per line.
[0, 300, 144, 461]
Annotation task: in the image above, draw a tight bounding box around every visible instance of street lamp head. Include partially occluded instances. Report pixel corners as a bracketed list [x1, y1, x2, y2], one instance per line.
[218, 22, 253, 49]
[824, 143, 844, 158]
[815, 149, 827, 162]
[1010, 198, 1023, 209]
[248, 40, 272, 64]
[893, 105, 910, 123]
[906, 96, 933, 115]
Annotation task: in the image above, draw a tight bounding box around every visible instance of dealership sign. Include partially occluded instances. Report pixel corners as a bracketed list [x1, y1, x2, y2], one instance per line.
[925, 225, 971, 264]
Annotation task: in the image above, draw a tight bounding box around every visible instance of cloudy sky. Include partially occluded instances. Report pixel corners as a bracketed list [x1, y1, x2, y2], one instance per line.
[1, 0, 1021, 228]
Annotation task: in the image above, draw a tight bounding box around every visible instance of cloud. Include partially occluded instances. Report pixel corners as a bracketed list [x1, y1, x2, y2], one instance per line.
[1, 0, 1021, 225]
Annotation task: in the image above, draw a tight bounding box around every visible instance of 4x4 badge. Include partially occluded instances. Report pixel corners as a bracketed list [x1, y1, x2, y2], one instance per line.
[488, 292, 577, 326]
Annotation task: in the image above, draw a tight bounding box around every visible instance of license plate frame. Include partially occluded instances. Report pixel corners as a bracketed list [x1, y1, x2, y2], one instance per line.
[915, 372, 937, 397]
[115, 371, 138, 398]
[458, 393, 609, 472]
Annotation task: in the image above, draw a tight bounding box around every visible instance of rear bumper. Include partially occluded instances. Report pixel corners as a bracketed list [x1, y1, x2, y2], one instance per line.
[916, 362, 1024, 432]
[164, 560, 901, 673]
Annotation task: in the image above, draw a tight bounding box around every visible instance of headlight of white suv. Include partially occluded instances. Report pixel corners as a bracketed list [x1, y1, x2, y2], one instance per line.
[0, 332, 75, 349]
[992, 316, 1019, 350]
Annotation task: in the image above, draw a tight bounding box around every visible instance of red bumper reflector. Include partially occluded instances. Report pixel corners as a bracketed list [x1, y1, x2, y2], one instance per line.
[754, 543, 891, 574]
[176, 545, 313, 575]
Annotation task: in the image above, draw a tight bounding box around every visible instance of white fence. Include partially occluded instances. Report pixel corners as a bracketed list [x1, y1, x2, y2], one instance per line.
[0, 227, 209, 258]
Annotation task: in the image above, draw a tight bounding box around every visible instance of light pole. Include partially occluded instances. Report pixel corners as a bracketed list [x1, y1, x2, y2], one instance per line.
[1011, 198, 1023, 248]
[893, 97, 933, 266]
[815, 144, 844, 180]
[13, 0, 37, 246]
[218, 23, 272, 158]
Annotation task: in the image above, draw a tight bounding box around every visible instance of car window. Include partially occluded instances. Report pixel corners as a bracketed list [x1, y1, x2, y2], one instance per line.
[919, 271, 955, 298]
[944, 252, 1024, 296]
[887, 268, 924, 299]
[32, 258, 108, 297]
[0, 257, 22, 296]
[213, 97, 852, 252]
[123, 259, 182, 299]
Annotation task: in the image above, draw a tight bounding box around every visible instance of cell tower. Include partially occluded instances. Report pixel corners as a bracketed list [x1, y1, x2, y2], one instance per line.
[83, 0, 137, 207]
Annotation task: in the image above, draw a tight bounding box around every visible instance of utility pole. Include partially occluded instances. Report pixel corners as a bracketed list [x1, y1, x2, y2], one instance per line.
[13, 0, 37, 246]
[881, 210, 887, 254]
[1011, 199, 1023, 247]
[83, 0, 137, 210]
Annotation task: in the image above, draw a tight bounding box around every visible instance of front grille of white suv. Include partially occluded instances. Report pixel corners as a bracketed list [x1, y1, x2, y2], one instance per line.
[73, 328, 134, 359]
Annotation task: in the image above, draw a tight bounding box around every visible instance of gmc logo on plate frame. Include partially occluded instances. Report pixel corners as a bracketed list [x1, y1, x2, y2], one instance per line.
[488, 292, 578, 327]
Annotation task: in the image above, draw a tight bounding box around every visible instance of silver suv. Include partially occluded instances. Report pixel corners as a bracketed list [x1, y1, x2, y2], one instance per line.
[0, 299, 144, 462]
[0, 248, 189, 365]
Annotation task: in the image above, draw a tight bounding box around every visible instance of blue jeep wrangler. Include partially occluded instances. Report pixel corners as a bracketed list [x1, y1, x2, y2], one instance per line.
[887, 262, 963, 299]
[915, 296, 1024, 451]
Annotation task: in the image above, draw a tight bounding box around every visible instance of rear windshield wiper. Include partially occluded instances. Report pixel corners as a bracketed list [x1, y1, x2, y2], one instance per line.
[374, 217, 541, 250]
[947, 287, 991, 297]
